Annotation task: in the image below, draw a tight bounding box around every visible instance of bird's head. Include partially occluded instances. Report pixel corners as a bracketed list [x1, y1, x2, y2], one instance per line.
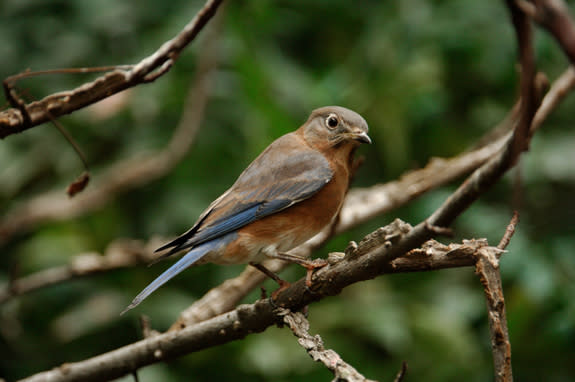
[301, 106, 371, 151]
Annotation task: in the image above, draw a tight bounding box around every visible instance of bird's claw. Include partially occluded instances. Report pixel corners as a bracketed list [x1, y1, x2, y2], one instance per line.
[302, 258, 328, 288]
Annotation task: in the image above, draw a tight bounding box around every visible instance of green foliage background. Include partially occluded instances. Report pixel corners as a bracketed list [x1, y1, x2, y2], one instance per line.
[1, 1, 575, 381]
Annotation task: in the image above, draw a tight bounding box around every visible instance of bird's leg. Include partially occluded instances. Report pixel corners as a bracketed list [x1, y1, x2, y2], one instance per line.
[249, 262, 291, 300]
[269, 252, 328, 288]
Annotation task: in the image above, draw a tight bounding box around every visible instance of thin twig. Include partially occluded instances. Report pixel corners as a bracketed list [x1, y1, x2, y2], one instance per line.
[0, 14, 221, 245]
[475, 213, 519, 382]
[531, 66, 575, 133]
[47, 115, 92, 197]
[497, 211, 519, 249]
[506, 0, 537, 159]
[50, 117, 89, 172]
[0, 238, 158, 304]
[139, 315, 159, 339]
[0, 0, 223, 138]
[279, 309, 376, 382]
[4, 66, 135, 83]
[393, 361, 408, 382]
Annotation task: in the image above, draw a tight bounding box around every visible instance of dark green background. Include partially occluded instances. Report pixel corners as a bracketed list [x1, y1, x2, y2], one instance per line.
[1, 1, 574, 381]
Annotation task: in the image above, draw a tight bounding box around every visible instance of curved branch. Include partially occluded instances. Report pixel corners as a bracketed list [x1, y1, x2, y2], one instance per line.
[519, 0, 575, 65]
[0, 0, 223, 139]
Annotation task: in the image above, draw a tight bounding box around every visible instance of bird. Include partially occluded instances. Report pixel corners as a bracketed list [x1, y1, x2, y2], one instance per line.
[122, 106, 370, 313]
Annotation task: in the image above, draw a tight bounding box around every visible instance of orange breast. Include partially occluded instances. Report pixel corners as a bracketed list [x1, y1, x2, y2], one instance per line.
[211, 140, 356, 265]
[213, 158, 349, 265]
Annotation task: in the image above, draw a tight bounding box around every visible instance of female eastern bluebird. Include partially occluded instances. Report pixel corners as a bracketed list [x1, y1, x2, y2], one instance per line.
[122, 106, 370, 313]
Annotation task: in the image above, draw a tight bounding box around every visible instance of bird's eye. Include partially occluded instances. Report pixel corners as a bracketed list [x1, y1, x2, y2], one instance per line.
[325, 114, 339, 129]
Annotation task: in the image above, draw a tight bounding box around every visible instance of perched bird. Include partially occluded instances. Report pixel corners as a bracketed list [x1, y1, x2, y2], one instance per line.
[122, 106, 370, 313]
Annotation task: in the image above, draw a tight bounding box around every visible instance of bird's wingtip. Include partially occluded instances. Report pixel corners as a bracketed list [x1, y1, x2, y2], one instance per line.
[154, 242, 172, 253]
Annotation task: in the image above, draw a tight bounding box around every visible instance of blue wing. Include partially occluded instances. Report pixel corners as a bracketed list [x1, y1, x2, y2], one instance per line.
[155, 132, 333, 258]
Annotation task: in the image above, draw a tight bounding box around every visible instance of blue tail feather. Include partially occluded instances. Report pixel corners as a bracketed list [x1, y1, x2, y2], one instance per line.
[121, 234, 235, 314]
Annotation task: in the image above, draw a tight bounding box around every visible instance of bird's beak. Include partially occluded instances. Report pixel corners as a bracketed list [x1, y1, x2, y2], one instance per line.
[352, 130, 372, 144]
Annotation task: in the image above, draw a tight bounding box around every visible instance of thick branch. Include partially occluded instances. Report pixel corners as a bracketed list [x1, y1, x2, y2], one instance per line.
[18, 224, 496, 382]
[0, 0, 223, 138]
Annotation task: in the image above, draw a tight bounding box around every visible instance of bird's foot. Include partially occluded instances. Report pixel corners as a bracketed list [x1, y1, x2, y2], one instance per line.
[268, 253, 328, 288]
[250, 262, 291, 301]
[300, 258, 328, 288]
[270, 280, 292, 300]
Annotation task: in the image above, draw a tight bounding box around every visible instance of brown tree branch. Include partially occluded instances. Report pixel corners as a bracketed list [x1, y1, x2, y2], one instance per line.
[0, 0, 223, 139]
[0, 18, 221, 246]
[470, 2, 534, 378]
[518, 0, 575, 65]
[506, 0, 537, 155]
[17, 224, 498, 382]
[476, 248, 512, 382]
[393, 362, 408, 382]
[475, 212, 519, 382]
[497, 211, 519, 249]
[0, 238, 159, 304]
[10, 60, 537, 367]
[531, 66, 575, 133]
[280, 309, 376, 382]
[407, 2, 533, 235]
